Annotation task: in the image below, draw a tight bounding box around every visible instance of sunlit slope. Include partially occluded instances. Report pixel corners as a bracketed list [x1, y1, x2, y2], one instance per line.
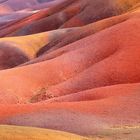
[0, 125, 89, 140]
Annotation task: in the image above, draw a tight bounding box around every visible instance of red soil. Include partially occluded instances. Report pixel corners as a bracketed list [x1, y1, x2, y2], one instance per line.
[33, 18, 140, 99]
[0, 83, 139, 135]
[0, 0, 139, 138]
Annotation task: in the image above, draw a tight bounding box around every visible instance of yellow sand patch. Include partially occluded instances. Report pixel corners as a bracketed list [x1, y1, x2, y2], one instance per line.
[0, 32, 49, 58]
[0, 125, 89, 140]
[117, 0, 140, 10]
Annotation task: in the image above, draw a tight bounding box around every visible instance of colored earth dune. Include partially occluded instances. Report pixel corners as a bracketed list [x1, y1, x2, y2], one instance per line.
[0, 0, 140, 139]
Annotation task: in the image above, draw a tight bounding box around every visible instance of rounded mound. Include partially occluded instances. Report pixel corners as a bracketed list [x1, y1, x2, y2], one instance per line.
[0, 125, 89, 140]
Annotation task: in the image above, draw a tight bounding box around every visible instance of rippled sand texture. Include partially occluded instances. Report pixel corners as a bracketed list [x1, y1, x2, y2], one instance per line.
[0, 0, 140, 139]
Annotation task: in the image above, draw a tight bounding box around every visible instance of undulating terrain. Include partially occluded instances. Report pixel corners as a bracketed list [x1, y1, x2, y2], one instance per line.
[0, 0, 140, 139]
